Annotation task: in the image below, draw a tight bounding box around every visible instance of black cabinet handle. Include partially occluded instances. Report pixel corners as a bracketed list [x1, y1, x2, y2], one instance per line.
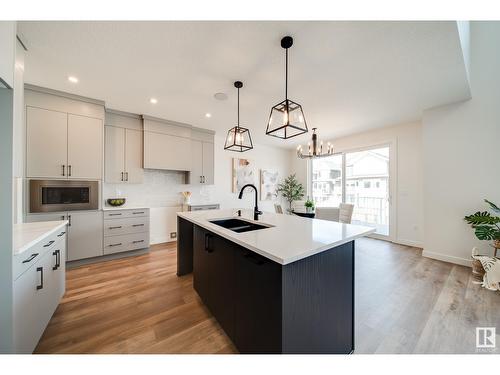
[57, 231, 66, 237]
[132, 224, 144, 227]
[52, 250, 58, 270]
[22, 253, 38, 263]
[62, 164, 65, 176]
[125, 172, 129, 181]
[108, 243, 122, 247]
[244, 252, 265, 266]
[109, 213, 122, 216]
[36, 267, 43, 290]
[132, 240, 144, 244]
[43, 240, 55, 247]
[109, 226, 122, 229]
[56, 249, 61, 269]
[132, 211, 145, 215]
[68, 165, 72, 176]
[204, 233, 214, 253]
[68, 215, 72, 227]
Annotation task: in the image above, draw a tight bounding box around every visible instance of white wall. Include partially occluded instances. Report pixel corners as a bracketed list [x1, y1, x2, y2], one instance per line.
[13, 39, 25, 224]
[422, 21, 500, 266]
[104, 134, 292, 244]
[291, 122, 423, 247]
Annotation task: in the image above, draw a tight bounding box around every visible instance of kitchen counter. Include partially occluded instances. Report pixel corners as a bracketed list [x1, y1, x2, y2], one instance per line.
[13, 220, 68, 255]
[102, 205, 149, 211]
[177, 208, 374, 265]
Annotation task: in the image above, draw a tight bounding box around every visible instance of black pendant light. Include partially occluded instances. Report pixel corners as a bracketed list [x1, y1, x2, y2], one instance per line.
[266, 36, 308, 139]
[224, 81, 254, 152]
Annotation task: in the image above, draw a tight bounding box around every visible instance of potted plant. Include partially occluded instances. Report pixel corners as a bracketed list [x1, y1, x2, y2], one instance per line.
[464, 199, 500, 256]
[304, 197, 315, 213]
[277, 174, 305, 212]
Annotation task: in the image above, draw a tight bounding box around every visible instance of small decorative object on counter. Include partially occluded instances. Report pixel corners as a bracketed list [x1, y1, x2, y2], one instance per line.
[304, 197, 315, 213]
[181, 191, 192, 205]
[107, 198, 126, 207]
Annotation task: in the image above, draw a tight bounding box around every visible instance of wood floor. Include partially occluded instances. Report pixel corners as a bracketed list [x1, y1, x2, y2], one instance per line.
[35, 238, 500, 354]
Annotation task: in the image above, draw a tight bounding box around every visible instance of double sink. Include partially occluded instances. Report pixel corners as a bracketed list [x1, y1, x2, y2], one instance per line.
[209, 218, 273, 233]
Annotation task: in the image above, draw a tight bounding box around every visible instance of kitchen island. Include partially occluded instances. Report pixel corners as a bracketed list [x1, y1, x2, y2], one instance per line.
[177, 209, 374, 354]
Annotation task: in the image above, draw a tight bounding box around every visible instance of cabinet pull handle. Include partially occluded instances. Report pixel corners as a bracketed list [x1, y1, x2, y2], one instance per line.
[109, 226, 122, 229]
[109, 213, 122, 216]
[36, 267, 44, 290]
[202, 176, 205, 183]
[52, 251, 58, 270]
[132, 240, 144, 244]
[109, 243, 122, 247]
[62, 165, 65, 176]
[121, 172, 124, 181]
[56, 249, 61, 268]
[244, 252, 265, 266]
[57, 231, 66, 237]
[204, 234, 213, 253]
[132, 224, 144, 227]
[22, 253, 38, 263]
[125, 172, 129, 181]
[132, 211, 145, 214]
[68, 215, 72, 227]
[43, 240, 55, 247]
[68, 165, 72, 176]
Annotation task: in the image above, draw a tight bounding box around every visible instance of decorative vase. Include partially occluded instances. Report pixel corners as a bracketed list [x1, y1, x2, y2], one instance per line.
[306, 206, 312, 213]
[184, 196, 191, 205]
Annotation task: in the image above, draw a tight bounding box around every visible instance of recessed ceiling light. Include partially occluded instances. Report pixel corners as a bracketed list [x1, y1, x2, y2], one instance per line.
[68, 76, 79, 83]
[214, 92, 228, 101]
[205, 113, 212, 118]
[150, 98, 158, 104]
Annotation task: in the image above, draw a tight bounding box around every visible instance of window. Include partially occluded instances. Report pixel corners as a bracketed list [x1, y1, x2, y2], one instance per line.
[311, 154, 343, 207]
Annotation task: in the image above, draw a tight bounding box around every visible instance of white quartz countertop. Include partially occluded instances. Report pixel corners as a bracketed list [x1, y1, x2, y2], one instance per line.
[13, 220, 69, 256]
[177, 209, 375, 265]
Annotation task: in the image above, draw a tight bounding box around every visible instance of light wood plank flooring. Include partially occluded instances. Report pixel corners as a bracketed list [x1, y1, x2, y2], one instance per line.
[35, 238, 500, 354]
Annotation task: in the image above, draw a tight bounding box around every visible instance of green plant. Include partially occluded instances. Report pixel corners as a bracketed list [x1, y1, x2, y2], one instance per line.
[464, 199, 500, 241]
[276, 174, 305, 211]
[304, 197, 315, 209]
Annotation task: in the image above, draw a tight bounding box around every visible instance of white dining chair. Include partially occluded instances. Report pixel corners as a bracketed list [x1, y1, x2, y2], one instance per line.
[338, 203, 354, 224]
[315, 207, 340, 222]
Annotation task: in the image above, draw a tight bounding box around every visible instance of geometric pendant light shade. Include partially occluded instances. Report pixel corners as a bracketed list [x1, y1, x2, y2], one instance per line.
[224, 81, 254, 152]
[266, 36, 308, 139]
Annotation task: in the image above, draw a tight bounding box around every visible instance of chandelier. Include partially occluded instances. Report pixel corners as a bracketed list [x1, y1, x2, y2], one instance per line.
[296, 128, 334, 159]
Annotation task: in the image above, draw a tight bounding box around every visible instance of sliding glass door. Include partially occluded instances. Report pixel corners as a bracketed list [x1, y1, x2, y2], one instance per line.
[310, 145, 391, 237]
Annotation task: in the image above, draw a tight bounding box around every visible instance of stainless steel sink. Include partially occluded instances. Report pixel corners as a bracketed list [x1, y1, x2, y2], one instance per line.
[209, 218, 272, 233]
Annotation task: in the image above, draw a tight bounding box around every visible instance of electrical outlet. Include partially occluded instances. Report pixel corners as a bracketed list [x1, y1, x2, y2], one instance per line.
[170, 232, 177, 239]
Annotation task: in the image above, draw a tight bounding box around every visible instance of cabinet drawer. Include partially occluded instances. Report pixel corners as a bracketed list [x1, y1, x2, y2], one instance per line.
[104, 208, 149, 219]
[13, 230, 63, 281]
[104, 233, 149, 255]
[104, 217, 149, 237]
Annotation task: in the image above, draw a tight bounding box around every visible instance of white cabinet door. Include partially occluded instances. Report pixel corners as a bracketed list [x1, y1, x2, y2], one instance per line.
[50, 235, 66, 307]
[190, 139, 203, 184]
[202, 141, 214, 185]
[26, 107, 68, 178]
[67, 211, 103, 261]
[105, 126, 125, 183]
[125, 128, 143, 183]
[144, 131, 191, 171]
[67, 114, 103, 179]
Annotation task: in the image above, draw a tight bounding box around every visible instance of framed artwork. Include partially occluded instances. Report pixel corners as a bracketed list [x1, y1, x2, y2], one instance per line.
[260, 169, 279, 201]
[232, 158, 255, 193]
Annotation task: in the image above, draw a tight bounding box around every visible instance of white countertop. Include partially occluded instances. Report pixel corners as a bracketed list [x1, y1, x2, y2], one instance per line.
[177, 209, 375, 265]
[13, 220, 69, 256]
[102, 206, 149, 211]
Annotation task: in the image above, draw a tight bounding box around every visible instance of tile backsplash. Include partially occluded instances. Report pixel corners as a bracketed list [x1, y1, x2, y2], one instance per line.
[103, 169, 216, 208]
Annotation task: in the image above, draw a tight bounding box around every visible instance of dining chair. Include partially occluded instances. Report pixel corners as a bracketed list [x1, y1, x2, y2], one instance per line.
[339, 203, 354, 224]
[315, 207, 340, 222]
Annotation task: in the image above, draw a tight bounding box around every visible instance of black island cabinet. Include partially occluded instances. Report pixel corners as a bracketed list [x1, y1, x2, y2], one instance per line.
[177, 216, 355, 354]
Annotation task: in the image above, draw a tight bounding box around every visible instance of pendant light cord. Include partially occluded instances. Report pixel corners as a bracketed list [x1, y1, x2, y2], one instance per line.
[285, 48, 288, 100]
[237, 86, 240, 129]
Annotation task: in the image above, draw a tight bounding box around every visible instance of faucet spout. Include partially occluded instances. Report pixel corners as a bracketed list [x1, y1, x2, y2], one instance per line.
[238, 184, 263, 221]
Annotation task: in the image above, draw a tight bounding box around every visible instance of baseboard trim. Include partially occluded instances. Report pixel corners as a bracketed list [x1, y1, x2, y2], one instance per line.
[394, 238, 423, 248]
[422, 250, 472, 267]
[67, 247, 150, 268]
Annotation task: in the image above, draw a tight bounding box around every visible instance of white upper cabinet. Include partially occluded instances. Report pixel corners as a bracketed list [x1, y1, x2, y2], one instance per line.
[190, 129, 215, 185]
[0, 21, 16, 88]
[190, 140, 203, 184]
[67, 114, 103, 179]
[124, 128, 143, 183]
[104, 125, 125, 183]
[26, 107, 68, 178]
[202, 141, 214, 185]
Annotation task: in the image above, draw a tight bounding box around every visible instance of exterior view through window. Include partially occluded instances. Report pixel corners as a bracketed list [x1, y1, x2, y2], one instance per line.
[311, 146, 390, 236]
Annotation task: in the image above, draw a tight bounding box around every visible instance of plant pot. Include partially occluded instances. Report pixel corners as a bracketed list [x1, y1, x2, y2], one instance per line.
[306, 207, 313, 213]
[471, 258, 485, 284]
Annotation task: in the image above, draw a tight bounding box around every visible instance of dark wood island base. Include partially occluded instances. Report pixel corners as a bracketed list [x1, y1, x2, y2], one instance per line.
[177, 216, 354, 354]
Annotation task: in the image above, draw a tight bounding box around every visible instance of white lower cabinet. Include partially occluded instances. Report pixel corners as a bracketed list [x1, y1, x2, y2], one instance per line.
[26, 211, 103, 261]
[103, 208, 150, 255]
[13, 229, 67, 353]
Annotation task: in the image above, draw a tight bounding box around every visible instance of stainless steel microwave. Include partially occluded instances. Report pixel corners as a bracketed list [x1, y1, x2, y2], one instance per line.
[29, 180, 99, 213]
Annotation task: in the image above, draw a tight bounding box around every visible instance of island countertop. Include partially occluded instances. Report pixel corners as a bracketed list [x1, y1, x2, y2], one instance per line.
[13, 220, 69, 256]
[177, 209, 375, 265]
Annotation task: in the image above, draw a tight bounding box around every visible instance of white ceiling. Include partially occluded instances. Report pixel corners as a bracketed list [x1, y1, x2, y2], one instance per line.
[18, 21, 470, 149]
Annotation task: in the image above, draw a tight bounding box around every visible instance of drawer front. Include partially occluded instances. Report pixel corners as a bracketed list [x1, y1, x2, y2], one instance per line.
[13, 230, 64, 281]
[190, 204, 220, 211]
[104, 216, 149, 237]
[104, 208, 149, 219]
[104, 232, 149, 255]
